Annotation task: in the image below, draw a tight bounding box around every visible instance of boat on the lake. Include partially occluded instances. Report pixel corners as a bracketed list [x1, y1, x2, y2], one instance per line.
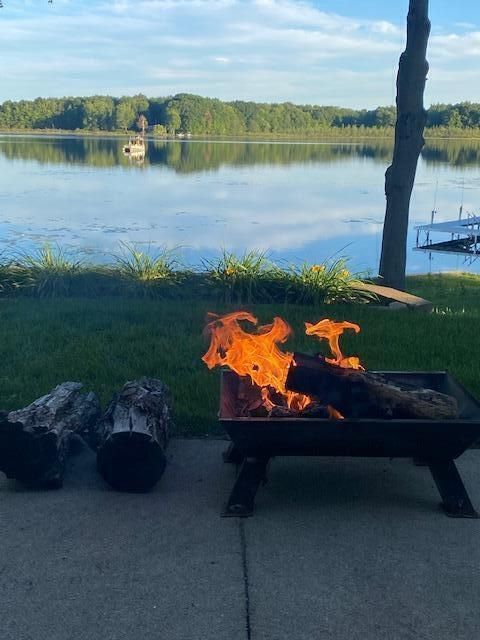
[122, 135, 146, 158]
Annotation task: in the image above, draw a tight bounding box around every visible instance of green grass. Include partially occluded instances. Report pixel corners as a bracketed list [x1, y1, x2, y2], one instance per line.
[0, 273, 478, 436]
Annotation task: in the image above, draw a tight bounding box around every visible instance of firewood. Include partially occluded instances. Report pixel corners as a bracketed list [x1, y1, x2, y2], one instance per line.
[286, 353, 458, 420]
[95, 378, 173, 492]
[298, 401, 331, 419]
[268, 402, 331, 419]
[0, 383, 101, 488]
[269, 405, 296, 418]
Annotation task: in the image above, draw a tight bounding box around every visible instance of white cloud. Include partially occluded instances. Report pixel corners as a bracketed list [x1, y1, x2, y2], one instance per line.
[430, 31, 480, 60]
[213, 56, 231, 64]
[1, 0, 480, 106]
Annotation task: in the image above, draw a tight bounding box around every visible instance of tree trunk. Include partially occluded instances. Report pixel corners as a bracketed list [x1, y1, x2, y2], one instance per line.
[95, 378, 173, 492]
[0, 383, 101, 488]
[379, 0, 430, 290]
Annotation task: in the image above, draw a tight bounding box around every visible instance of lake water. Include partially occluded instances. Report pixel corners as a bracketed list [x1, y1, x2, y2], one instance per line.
[1, 134, 479, 274]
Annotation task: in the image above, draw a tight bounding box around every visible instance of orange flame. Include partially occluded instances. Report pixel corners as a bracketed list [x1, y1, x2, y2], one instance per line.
[202, 311, 310, 410]
[304, 319, 364, 370]
[202, 312, 363, 419]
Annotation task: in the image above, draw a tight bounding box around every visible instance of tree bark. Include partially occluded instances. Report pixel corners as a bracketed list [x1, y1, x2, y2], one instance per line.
[95, 378, 173, 492]
[286, 353, 458, 420]
[379, 0, 430, 290]
[0, 383, 101, 488]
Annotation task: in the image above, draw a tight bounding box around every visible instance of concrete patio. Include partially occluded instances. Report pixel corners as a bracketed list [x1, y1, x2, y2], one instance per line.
[1, 439, 480, 640]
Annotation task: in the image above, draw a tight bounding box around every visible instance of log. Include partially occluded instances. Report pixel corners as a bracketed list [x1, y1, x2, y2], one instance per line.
[269, 401, 330, 419]
[0, 383, 101, 488]
[95, 378, 173, 492]
[286, 353, 458, 420]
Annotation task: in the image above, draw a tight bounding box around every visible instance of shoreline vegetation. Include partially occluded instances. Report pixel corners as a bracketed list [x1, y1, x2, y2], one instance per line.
[2, 93, 480, 139]
[0, 272, 478, 433]
[0, 244, 375, 305]
[3, 127, 480, 140]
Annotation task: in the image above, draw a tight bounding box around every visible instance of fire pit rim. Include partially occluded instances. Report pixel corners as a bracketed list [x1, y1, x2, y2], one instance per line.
[220, 367, 480, 422]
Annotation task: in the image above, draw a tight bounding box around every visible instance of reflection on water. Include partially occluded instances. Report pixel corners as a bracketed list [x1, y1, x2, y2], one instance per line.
[0, 135, 479, 274]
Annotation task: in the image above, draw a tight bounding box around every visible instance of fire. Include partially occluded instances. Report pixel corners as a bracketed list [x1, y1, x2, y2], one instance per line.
[304, 319, 364, 370]
[202, 312, 363, 417]
[202, 311, 310, 410]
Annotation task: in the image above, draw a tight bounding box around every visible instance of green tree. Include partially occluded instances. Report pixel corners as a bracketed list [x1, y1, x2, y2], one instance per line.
[114, 98, 136, 131]
[82, 96, 115, 130]
[166, 107, 181, 134]
[151, 124, 167, 137]
[447, 109, 462, 128]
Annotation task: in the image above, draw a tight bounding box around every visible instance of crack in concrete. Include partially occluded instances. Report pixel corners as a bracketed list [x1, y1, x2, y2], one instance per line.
[239, 520, 252, 640]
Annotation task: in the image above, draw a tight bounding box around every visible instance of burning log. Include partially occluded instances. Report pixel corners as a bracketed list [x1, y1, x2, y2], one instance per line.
[0, 383, 101, 488]
[286, 353, 459, 420]
[95, 378, 172, 492]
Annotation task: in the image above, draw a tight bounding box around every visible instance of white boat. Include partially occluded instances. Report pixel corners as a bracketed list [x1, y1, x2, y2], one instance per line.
[122, 135, 146, 157]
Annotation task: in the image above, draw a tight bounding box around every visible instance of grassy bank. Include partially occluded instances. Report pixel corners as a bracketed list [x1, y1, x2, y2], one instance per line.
[0, 274, 478, 435]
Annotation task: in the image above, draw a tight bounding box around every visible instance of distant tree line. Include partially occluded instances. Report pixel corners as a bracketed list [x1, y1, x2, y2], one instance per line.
[1, 93, 480, 135]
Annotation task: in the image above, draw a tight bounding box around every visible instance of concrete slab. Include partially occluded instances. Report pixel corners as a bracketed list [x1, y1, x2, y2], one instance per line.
[244, 452, 480, 640]
[0, 439, 246, 640]
[3, 439, 480, 640]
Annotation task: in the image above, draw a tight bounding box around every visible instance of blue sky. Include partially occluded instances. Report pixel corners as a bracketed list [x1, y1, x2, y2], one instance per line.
[1, 0, 479, 107]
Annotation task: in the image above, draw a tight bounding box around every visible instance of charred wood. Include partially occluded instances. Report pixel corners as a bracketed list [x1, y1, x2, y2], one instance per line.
[286, 353, 458, 420]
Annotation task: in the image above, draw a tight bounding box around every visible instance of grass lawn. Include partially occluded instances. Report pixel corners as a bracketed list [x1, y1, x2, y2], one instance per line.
[0, 273, 478, 435]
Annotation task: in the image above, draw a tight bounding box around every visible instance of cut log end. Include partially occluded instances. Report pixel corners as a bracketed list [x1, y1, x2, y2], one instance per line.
[94, 378, 173, 492]
[97, 432, 167, 492]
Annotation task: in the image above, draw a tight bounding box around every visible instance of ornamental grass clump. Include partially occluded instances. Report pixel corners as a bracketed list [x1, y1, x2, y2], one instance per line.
[0, 255, 26, 295]
[203, 249, 276, 304]
[283, 258, 374, 305]
[14, 244, 86, 297]
[112, 242, 183, 298]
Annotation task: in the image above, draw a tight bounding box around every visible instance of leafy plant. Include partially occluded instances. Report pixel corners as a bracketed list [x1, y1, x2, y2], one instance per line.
[111, 242, 183, 298]
[203, 249, 276, 304]
[282, 258, 375, 305]
[13, 244, 85, 297]
[0, 255, 24, 295]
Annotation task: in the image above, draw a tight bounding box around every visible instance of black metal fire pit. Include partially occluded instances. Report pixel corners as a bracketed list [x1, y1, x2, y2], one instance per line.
[219, 370, 480, 518]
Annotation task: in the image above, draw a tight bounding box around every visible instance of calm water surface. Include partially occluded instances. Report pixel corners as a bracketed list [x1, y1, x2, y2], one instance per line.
[1, 135, 479, 274]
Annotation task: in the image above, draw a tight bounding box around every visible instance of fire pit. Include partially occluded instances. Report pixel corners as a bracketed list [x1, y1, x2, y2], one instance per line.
[202, 311, 480, 518]
[220, 369, 480, 518]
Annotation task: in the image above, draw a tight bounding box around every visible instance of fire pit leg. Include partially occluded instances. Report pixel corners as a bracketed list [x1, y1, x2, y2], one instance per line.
[428, 460, 479, 518]
[222, 456, 269, 517]
[222, 442, 244, 464]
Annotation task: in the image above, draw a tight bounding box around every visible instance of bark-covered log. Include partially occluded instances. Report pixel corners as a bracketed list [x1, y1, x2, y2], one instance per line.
[0, 383, 101, 488]
[286, 353, 458, 420]
[95, 378, 173, 492]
